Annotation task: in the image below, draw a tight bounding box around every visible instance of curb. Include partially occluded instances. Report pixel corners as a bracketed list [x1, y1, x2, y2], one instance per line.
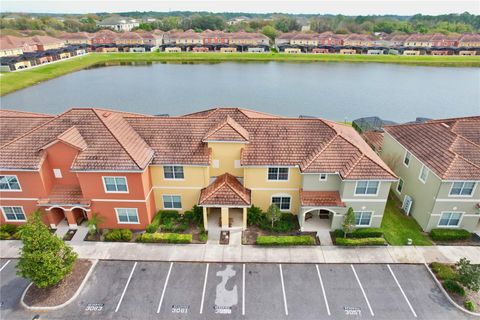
[21, 259, 98, 311]
[424, 263, 480, 317]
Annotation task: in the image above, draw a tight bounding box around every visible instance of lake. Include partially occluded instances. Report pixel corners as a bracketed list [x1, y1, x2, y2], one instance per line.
[1, 62, 479, 122]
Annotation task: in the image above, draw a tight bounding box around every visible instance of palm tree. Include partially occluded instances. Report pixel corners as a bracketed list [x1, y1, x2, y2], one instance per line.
[86, 213, 105, 236]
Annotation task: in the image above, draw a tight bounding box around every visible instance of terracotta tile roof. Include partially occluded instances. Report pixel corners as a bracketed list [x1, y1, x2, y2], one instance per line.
[0, 109, 54, 146]
[384, 116, 480, 180]
[54, 126, 88, 151]
[300, 190, 345, 207]
[203, 116, 249, 142]
[38, 185, 90, 206]
[362, 130, 384, 151]
[0, 108, 153, 171]
[199, 173, 251, 206]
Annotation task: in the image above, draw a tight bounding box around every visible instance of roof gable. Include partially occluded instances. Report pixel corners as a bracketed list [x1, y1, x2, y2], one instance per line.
[199, 173, 251, 206]
[203, 116, 249, 142]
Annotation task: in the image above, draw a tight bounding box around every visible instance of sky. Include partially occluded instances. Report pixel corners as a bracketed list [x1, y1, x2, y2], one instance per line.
[1, 0, 479, 15]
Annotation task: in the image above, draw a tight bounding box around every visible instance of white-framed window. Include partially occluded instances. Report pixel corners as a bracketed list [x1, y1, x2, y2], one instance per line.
[268, 167, 289, 181]
[1, 206, 26, 221]
[271, 196, 291, 211]
[438, 212, 462, 227]
[164, 166, 184, 179]
[53, 168, 62, 178]
[419, 165, 429, 183]
[449, 181, 476, 197]
[396, 179, 404, 193]
[212, 160, 220, 168]
[162, 195, 182, 209]
[0, 175, 21, 191]
[403, 151, 411, 167]
[103, 176, 128, 193]
[319, 173, 327, 181]
[354, 181, 379, 195]
[354, 211, 372, 226]
[115, 208, 139, 224]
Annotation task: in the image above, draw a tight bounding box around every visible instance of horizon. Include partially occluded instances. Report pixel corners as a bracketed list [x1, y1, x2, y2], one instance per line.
[1, 1, 479, 16]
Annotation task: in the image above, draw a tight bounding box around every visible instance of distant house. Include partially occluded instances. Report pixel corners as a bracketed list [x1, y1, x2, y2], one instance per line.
[343, 34, 375, 47]
[30, 36, 64, 51]
[382, 34, 409, 47]
[229, 32, 269, 47]
[458, 33, 480, 47]
[114, 32, 144, 46]
[274, 32, 299, 48]
[174, 29, 202, 46]
[430, 33, 459, 47]
[0, 36, 36, 57]
[59, 32, 92, 45]
[202, 30, 229, 46]
[91, 30, 117, 46]
[381, 116, 480, 232]
[291, 33, 318, 47]
[227, 16, 250, 26]
[404, 34, 433, 47]
[317, 32, 343, 46]
[97, 17, 140, 32]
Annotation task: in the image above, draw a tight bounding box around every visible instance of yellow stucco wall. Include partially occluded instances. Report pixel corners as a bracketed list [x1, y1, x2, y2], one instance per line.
[208, 142, 245, 177]
[150, 165, 209, 213]
[244, 167, 301, 214]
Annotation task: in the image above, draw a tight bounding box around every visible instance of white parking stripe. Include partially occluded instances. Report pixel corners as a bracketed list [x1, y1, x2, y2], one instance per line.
[388, 265, 417, 318]
[242, 263, 246, 316]
[350, 264, 374, 316]
[115, 262, 137, 312]
[278, 264, 289, 315]
[0, 260, 11, 272]
[199, 263, 209, 314]
[315, 265, 331, 316]
[157, 262, 174, 314]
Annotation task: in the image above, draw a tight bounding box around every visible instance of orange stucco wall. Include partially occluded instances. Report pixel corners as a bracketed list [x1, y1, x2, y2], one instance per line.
[0, 170, 48, 198]
[77, 171, 148, 200]
[44, 141, 80, 185]
[0, 199, 47, 225]
[88, 201, 151, 230]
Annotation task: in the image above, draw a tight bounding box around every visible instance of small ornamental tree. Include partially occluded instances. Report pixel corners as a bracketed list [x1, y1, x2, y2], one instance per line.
[86, 212, 105, 236]
[16, 211, 77, 288]
[342, 207, 357, 238]
[456, 257, 480, 292]
[266, 204, 282, 229]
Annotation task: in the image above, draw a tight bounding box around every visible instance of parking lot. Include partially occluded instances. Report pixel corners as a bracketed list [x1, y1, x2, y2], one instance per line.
[0, 258, 472, 320]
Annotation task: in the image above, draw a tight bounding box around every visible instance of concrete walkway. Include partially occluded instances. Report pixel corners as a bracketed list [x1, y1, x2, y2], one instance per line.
[2, 240, 479, 264]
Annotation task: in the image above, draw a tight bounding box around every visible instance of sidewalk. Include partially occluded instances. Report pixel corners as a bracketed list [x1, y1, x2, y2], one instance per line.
[2, 240, 479, 264]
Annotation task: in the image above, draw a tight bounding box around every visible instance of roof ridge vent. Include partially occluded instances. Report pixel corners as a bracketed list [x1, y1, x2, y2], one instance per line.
[102, 112, 111, 118]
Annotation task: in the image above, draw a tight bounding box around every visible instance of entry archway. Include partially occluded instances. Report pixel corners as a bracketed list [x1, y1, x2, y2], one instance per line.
[300, 208, 336, 231]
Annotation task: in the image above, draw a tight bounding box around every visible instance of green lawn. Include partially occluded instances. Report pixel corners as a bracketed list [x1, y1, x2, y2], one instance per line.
[381, 195, 433, 246]
[1, 52, 480, 96]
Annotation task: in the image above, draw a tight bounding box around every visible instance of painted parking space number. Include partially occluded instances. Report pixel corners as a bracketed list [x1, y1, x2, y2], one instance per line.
[172, 304, 189, 314]
[344, 306, 361, 316]
[214, 305, 232, 314]
[85, 303, 104, 311]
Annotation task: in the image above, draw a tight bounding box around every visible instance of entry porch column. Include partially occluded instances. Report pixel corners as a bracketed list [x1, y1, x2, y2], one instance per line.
[221, 207, 229, 229]
[203, 207, 208, 231]
[242, 207, 247, 230]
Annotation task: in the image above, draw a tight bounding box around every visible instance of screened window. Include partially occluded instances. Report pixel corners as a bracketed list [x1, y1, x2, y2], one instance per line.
[354, 211, 372, 226]
[268, 167, 289, 181]
[396, 179, 404, 193]
[355, 181, 379, 195]
[2, 206, 26, 221]
[449, 182, 476, 196]
[163, 195, 182, 209]
[115, 208, 139, 224]
[0, 175, 21, 191]
[272, 196, 291, 211]
[419, 165, 429, 183]
[438, 212, 462, 227]
[163, 166, 184, 179]
[403, 152, 411, 167]
[103, 177, 128, 192]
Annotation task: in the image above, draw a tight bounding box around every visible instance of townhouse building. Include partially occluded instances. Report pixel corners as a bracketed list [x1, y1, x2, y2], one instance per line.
[343, 34, 375, 47]
[404, 34, 433, 47]
[458, 33, 480, 47]
[97, 17, 140, 32]
[0, 36, 36, 57]
[59, 32, 92, 46]
[430, 33, 459, 47]
[381, 117, 480, 232]
[290, 33, 319, 47]
[0, 108, 396, 232]
[91, 30, 118, 46]
[317, 32, 344, 46]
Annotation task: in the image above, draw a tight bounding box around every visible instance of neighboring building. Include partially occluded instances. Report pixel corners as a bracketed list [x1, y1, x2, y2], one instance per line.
[229, 32, 269, 47]
[91, 30, 117, 46]
[227, 16, 250, 26]
[0, 107, 396, 233]
[274, 32, 298, 47]
[430, 33, 459, 47]
[59, 32, 92, 45]
[30, 36, 65, 51]
[381, 116, 480, 232]
[174, 29, 202, 46]
[383, 34, 409, 47]
[317, 32, 343, 46]
[343, 34, 375, 47]
[139, 31, 163, 47]
[458, 33, 480, 47]
[114, 32, 144, 46]
[202, 30, 229, 46]
[97, 17, 140, 32]
[0, 36, 36, 57]
[404, 34, 433, 47]
[291, 33, 319, 47]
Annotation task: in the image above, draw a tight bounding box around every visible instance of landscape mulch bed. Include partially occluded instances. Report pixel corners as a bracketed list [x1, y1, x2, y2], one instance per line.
[434, 233, 480, 246]
[23, 259, 92, 307]
[242, 225, 319, 245]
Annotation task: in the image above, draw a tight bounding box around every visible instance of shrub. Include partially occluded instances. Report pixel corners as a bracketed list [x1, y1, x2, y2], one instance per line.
[199, 231, 208, 242]
[443, 279, 465, 296]
[336, 237, 386, 246]
[136, 232, 192, 244]
[146, 212, 162, 233]
[431, 262, 457, 281]
[464, 300, 476, 312]
[256, 235, 315, 246]
[247, 205, 264, 226]
[0, 231, 11, 240]
[333, 228, 384, 239]
[430, 229, 471, 241]
[104, 229, 133, 242]
[456, 257, 480, 292]
[184, 205, 203, 226]
[0, 224, 18, 235]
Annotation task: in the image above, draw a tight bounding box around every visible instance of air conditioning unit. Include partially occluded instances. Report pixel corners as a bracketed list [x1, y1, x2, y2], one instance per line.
[402, 195, 413, 215]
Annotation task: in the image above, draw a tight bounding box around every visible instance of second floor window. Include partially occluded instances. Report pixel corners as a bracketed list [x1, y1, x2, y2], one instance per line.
[268, 167, 289, 181]
[450, 181, 476, 196]
[355, 181, 379, 195]
[103, 176, 128, 193]
[164, 166, 184, 179]
[0, 175, 21, 191]
[403, 152, 411, 167]
[419, 165, 429, 183]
